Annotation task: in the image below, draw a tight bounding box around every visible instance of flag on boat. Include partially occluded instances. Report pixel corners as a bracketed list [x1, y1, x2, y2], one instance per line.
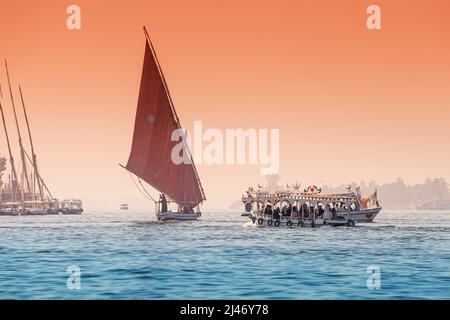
[362, 190, 378, 209]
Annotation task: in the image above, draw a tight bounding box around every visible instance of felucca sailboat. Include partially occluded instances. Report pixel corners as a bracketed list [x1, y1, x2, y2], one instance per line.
[122, 27, 206, 221]
[1, 60, 79, 215]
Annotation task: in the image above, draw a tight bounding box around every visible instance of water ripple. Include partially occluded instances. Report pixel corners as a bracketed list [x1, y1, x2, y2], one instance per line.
[0, 210, 449, 299]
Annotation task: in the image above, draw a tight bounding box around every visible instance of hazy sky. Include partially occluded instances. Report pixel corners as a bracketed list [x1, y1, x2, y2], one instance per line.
[1, 0, 449, 210]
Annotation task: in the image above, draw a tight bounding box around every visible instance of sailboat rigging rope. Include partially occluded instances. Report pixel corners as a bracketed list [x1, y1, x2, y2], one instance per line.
[138, 177, 158, 203]
[23, 150, 52, 199]
[128, 171, 157, 203]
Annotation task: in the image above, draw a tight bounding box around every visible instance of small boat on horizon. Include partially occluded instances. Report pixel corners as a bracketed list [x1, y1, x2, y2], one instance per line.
[0, 202, 21, 216]
[120, 27, 206, 222]
[120, 204, 129, 210]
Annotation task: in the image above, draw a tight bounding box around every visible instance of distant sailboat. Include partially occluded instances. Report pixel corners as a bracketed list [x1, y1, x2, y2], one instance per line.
[121, 27, 206, 221]
[0, 60, 81, 215]
[0, 101, 21, 215]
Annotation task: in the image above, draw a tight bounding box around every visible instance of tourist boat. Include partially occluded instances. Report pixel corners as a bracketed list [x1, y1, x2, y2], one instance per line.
[46, 199, 60, 214]
[120, 27, 206, 222]
[242, 185, 382, 227]
[0, 60, 82, 216]
[60, 199, 83, 214]
[120, 204, 129, 210]
[22, 201, 50, 215]
[0, 198, 60, 216]
[22, 199, 60, 215]
[0, 202, 22, 216]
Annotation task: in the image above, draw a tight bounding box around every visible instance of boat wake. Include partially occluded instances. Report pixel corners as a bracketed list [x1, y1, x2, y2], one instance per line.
[242, 221, 259, 228]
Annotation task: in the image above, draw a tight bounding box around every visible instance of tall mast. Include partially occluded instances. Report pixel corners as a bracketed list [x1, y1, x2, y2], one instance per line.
[22, 150, 53, 199]
[19, 85, 44, 200]
[5, 59, 32, 200]
[0, 101, 20, 202]
[142, 26, 206, 202]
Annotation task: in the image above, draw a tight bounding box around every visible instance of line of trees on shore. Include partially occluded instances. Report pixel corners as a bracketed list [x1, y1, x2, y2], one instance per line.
[321, 177, 449, 208]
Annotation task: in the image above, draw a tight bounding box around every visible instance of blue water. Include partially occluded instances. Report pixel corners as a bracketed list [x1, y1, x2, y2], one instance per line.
[0, 209, 449, 299]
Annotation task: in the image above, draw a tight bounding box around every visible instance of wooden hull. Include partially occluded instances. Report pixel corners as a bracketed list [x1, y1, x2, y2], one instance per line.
[157, 212, 199, 221]
[248, 214, 357, 228]
[61, 209, 83, 215]
[0, 211, 21, 216]
[21, 210, 49, 216]
[245, 207, 382, 224]
[0, 209, 79, 216]
[349, 207, 382, 222]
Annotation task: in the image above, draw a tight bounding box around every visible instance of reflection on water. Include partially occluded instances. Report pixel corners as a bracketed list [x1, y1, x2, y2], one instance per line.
[0, 210, 449, 299]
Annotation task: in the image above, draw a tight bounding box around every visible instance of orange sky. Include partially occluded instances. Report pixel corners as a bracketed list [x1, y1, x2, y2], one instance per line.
[1, 0, 450, 210]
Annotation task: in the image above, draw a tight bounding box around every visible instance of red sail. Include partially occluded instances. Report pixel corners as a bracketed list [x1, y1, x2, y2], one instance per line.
[126, 40, 205, 206]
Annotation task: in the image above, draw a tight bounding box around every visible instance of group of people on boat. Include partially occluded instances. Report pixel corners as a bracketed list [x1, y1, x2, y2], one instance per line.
[261, 201, 354, 220]
[242, 185, 382, 226]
